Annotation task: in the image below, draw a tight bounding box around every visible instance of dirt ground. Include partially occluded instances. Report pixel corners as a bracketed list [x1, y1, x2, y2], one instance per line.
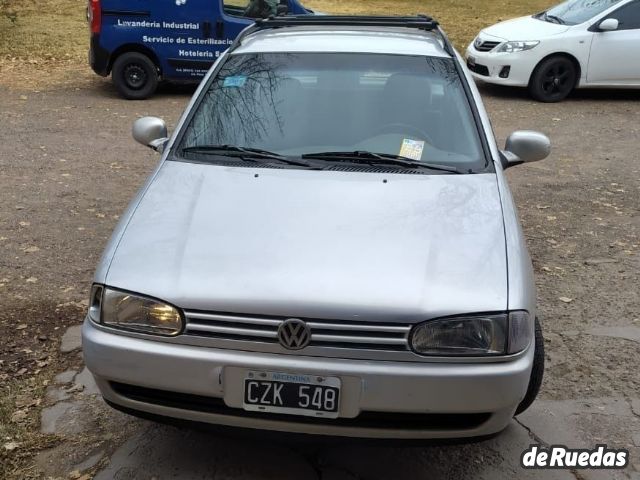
[1, 67, 639, 479]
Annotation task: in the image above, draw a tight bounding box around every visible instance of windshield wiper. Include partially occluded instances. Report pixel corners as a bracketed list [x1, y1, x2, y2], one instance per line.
[181, 145, 314, 167]
[301, 151, 463, 174]
[544, 13, 566, 24]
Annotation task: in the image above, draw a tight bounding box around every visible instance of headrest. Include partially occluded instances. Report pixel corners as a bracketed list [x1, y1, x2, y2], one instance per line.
[383, 73, 432, 100]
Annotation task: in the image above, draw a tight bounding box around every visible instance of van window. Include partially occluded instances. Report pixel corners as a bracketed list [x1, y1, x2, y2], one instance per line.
[223, 0, 278, 18]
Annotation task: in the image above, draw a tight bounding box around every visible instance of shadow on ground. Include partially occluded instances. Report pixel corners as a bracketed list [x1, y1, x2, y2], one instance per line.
[477, 82, 640, 103]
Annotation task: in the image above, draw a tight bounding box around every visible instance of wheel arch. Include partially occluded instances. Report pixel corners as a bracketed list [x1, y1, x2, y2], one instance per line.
[108, 44, 162, 77]
[529, 52, 583, 88]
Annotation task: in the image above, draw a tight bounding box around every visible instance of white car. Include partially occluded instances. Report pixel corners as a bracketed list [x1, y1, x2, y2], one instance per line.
[466, 0, 640, 101]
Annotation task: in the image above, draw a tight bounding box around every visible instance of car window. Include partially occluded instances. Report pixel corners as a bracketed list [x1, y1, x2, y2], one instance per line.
[606, 0, 640, 29]
[545, 0, 623, 25]
[178, 53, 486, 172]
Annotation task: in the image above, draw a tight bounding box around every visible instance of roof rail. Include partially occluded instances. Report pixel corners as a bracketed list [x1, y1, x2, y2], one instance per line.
[228, 15, 455, 56]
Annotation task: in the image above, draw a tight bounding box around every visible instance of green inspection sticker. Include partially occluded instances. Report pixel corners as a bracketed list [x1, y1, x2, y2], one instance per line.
[223, 76, 247, 88]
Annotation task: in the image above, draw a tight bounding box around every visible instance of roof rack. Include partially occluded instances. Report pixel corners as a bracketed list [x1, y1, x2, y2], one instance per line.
[228, 15, 455, 56]
[257, 15, 439, 30]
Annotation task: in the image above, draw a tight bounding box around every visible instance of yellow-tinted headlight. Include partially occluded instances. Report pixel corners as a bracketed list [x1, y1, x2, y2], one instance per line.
[100, 287, 183, 336]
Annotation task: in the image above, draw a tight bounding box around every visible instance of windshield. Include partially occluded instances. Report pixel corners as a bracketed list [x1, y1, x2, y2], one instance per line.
[178, 52, 486, 172]
[543, 0, 623, 25]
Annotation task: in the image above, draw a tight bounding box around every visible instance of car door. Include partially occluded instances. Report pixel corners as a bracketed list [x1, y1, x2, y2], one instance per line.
[587, 0, 640, 84]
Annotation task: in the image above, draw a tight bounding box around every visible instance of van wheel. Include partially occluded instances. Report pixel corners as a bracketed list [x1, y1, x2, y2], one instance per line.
[528, 56, 576, 103]
[515, 317, 545, 416]
[112, 52, 159, 100]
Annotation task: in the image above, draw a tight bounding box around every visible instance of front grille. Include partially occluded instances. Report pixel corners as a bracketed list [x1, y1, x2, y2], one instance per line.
[474, 40, 500, 52]
[110, 382, 491, 431]
[184, 311, 411, 352]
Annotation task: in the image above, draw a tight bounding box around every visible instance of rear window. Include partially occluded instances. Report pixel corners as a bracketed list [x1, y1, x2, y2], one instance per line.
[179, 52, 486, 171]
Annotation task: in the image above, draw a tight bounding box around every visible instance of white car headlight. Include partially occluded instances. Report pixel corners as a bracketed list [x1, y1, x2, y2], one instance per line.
[497, 41, 540, 53]
[88, 285, 184, 336]
[410, 312, 532, 356]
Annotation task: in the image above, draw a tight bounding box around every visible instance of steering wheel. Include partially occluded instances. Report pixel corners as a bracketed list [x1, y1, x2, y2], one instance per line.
[373, 123, 434, 146]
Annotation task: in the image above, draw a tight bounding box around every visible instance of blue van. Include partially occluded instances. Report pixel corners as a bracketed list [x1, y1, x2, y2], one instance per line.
[88, 0, 313, 99]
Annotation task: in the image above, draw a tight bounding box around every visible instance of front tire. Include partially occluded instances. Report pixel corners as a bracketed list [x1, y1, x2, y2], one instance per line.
[529, 56, 577, 103]
[112, 52, 159, 100]
[515, 317, 545, 416]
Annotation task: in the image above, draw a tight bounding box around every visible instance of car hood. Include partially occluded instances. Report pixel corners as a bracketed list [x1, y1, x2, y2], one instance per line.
[105, 161, 508, 323]
[481, 15, 571, 41]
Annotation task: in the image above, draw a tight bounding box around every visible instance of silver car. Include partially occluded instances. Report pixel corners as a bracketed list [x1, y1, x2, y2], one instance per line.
[83, 15, 550, 440]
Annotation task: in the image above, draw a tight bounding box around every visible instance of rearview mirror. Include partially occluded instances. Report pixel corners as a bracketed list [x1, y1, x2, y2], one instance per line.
[501, 130, 551, 169]
[132, 116, 169, 152]
[599, 18, 619, 31]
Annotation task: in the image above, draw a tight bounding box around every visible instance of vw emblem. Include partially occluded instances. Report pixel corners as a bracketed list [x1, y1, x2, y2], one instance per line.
[277, 319, 311, 350]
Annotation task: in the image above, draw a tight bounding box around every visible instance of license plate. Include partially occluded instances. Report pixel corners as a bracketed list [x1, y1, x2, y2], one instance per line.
[243, 371, 341, 419]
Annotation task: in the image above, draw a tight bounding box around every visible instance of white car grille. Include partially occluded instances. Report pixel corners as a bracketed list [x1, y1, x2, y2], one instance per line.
[475, 40, 500, 52]
[184, 311, 412, 351]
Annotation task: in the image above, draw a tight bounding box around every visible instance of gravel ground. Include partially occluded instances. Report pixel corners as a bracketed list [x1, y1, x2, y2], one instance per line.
[0, 75, 639, 479]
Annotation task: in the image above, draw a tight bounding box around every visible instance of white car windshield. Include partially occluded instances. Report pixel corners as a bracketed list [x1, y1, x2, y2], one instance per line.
[542, 0, 623, 25]
[179, 52, 486, 172]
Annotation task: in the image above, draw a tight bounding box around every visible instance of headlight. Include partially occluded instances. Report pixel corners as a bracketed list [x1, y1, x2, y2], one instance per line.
[496, 41, 540, 53]
[410, 312, 532, 356]
[88, 285, 184, 336]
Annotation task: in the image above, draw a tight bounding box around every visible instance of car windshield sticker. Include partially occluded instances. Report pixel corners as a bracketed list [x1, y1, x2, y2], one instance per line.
[399, 139, 425, 160]
[223, 76, 247, 88]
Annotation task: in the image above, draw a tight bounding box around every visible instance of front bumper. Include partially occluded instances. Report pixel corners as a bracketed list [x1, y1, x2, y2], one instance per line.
[82, 319, 533, 439]
[465, 43, 540, 87]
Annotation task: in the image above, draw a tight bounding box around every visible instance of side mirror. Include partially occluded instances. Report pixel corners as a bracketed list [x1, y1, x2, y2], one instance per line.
[599, 18, 619, 31]
[132, 116, 169, 152]
[501, 130, 551, 169]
